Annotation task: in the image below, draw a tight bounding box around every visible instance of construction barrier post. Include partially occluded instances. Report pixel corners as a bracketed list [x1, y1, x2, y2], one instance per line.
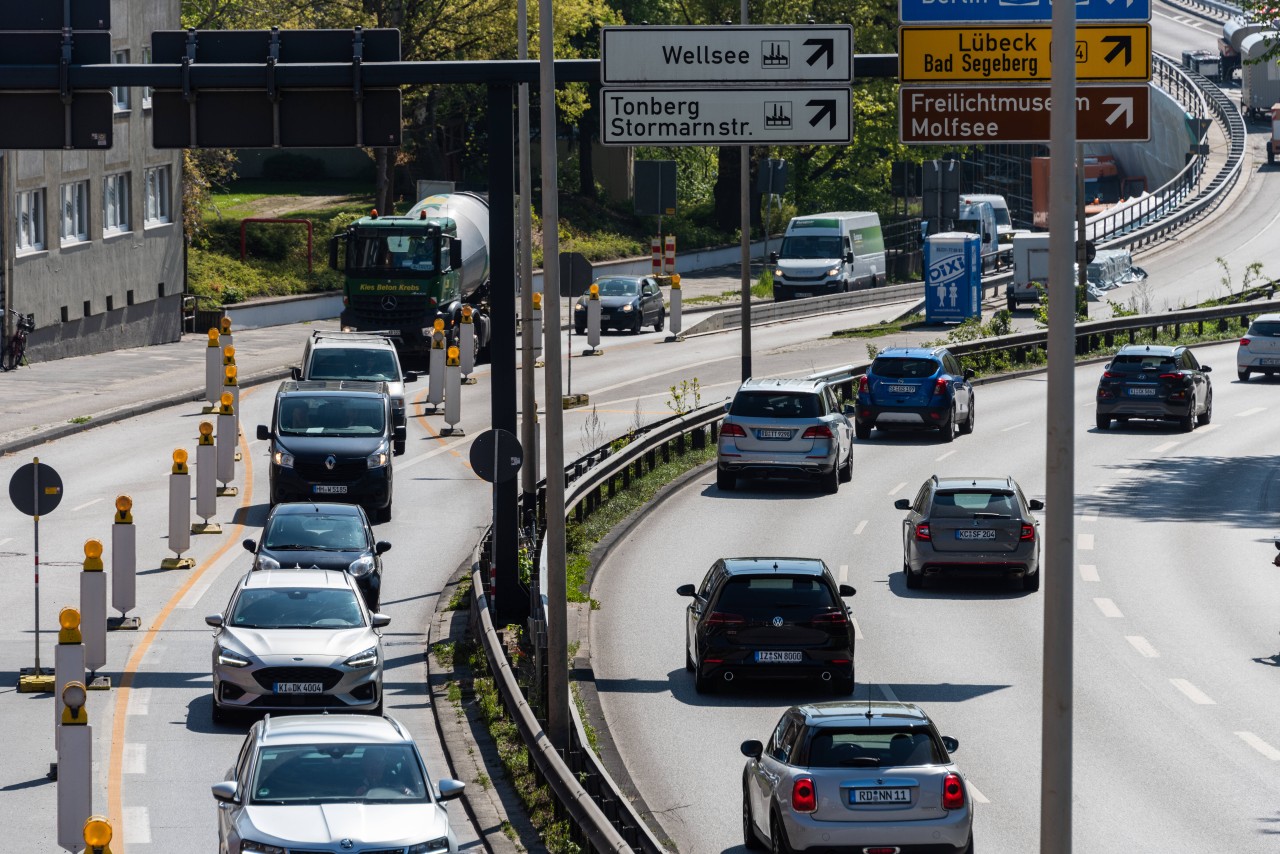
[222, 357, 241, 461]
[204, 328, 221, 409]
[531, 292, 544, 367]
[651, 236, 662, 276]
[664, 234, 677, 275]
[586, 283, 603, 355]
[428, 321, 446, 408]
[53, 608, 85, 761]
[668, 275, 683, 341]
[55, 682, 92, 849]
[79, 541, 109, 689]
[460, 305, 477, 384]
[108, 496, 139, 631]
[216, 393, 237, 496]
[444, 346, 463, 435]
[161, 449, 194, 570]
[81, 815, 113, 854]
[194, 421, 221, 533]
[219, 316, 233, 352]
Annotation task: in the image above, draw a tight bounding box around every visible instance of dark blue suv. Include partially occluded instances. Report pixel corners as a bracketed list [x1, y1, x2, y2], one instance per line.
[854, 346, 975, 442]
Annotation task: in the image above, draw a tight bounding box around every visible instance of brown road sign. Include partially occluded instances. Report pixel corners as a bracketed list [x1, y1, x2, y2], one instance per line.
[899, 84, 1151, 143]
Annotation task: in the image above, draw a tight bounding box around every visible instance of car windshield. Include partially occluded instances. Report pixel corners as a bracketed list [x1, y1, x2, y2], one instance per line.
[264, 513, 369, 551]
[730, 392, 820, 418]
[1108, 354, 1178, 373]
[229, 587, 364, 629]
[932, 490, 1018, 518]
[716, 575, 836, 610]
[597, 278, 640, 297]
[779, 235, 842, 260]
[310, 348, 400, 383]
[805, 726, 943, 768]
[1247, 321, 1280, 337]
[871, 357, 940, 380]
[349, 231, 437, 277]
[952, 219, 981, 235]
[278, 396, 386, 436]
[251, 743, 429, 805]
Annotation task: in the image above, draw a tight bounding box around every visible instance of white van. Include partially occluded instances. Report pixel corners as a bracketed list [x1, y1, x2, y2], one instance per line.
[952, 200, 999, 273]
[770, 212, 886, 301]
[962, 194, 1016, 266]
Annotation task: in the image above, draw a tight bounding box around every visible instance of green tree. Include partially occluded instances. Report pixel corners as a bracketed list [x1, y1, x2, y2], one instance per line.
[182, 149, 238, 242]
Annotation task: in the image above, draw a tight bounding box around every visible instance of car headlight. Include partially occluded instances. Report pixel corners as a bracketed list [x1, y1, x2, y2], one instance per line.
[773, 268, 784, 278]
[344, 646, 379, 668]
[621, 303, 635, 312]
[348, 553, 375, 578]
[407, 839, 450, 854]
[573, 302, 585, 312]
[826, 267, 841, 278]
[217, 646, 251, 668]
[255, 554, 281, 571]
[272, 450, 294, 468]
[367, 446, 389, 469]
[241, 842, 286, 854]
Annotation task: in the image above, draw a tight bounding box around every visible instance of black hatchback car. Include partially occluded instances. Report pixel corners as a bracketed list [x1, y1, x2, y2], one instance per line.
[573, 275, 665, 334]
[243, 502, 391, 610]
[677, 557, 857, 695]
[1095, 344, 1213, 432]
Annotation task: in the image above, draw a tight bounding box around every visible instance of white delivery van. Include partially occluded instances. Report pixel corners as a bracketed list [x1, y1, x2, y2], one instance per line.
[770, 212, 886, 301]
[1009, 232, 1049, 312]
[952, 200, 1000, 273]
[962, 193, 1015, 264]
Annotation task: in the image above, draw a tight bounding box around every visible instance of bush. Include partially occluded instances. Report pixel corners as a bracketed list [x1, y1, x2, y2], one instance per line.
[261, 153, 327, 181]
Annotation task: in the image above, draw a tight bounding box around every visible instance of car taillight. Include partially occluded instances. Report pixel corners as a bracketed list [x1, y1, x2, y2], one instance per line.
[705, 612, 745, 627]
[914, 523, 931, 541]
[802, 425, 833, 439]
[942, 773, 966, 810]
[858, 376, 869, 393]
[720, 423, 747, 437]
[1159, 372, 1185, 381]
[1019, 524, 1035, 541]
[812, 611, 848, 627]
[933, 378, 948, 395]
[791, 776, 817, 813]
[1102, 371, 1122, 379]
[1241, 337, 1251, 346]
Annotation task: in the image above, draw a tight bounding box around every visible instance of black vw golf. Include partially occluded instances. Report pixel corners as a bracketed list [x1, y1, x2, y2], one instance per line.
[677, 557, 856, 695]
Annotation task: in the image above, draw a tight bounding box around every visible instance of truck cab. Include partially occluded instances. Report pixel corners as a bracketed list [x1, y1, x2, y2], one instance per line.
[952, 200, 999, 273]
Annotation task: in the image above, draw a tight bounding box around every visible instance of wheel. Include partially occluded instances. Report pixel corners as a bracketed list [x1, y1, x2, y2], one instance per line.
[1022, 569, 1041, 592]
[717, 467, 737, 491]
[960, 831, 975, 854]
[1007, 295, 1016, 313]
[575, 325, 586, 335]
[1239, 367, 1250, 382]
[685, 647, 695, 673]
[743, 787, 764, 850]
[1179, 399, 1196, 433]
[904, 560, 922, 590]
[821, 464, 839, 495]
[769, 811, 794, 854]
[940, 407, 956, 442]
[1095, 413, 1111, 431]
[855, 420, 871, 441]
[958, 400, 975, 435]
[655, 309, 665, 333]
[838, 450, 853, 483]
[694, 664, 713, 694]
[1198, 392, 1213, 426]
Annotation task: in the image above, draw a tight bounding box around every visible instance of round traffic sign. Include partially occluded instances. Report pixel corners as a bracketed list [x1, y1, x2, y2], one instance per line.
[469, 429, 523, 484]
[9, 461, 64, 517]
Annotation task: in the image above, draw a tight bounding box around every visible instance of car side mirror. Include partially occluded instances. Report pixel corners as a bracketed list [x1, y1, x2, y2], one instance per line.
[257, 424, 270, 441]
[769, 251, 779, 264]
[844, 252, 854, 263]
[242, 539, 256, 553]
[404, 371, 418, 383]
[676, 583, 696, 597]
[204, 614, 224, 628]
[964, 368, 975, 380]
[211, 780, 240, 804]
[437, 778, 466, 802]
[1201, 364, 1212, 373]
[942, 736, 959, 753]
[723, 401, 732, 413]
[1029, 499, 1045, 511]
[838, 584, 857, 597]
[375, 541, 392, 554]
[740, 740, 764, 760]
[894, 499, 911, 510]
[291, 366, 302, 380]
[394, 425, 407, 443]
[370, 613, 391, 628]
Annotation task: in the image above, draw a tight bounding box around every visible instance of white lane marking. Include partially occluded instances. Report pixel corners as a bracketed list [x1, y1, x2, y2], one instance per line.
[1171, 678, 1216, 705]
[888, 482, 907, 496]
[852, 617, 864, 640]
[397, 433, 481, 473]
[878, 684, 899, 702]
[1198, 423, 1220, 433]
[1080, 510, 1098, 523]
[1001, 421, 1031, 432]
[1236, 407, 1267, 418]
[73, 497, 104, 512]
[966, 780, 990, 804]
[1236, 732, 1280, 760]
[1080, 564, 1099, 582]
[123, 743, 147, 774]
[127, 688, 150, 716]
[1150, 441, 1179, 454]
[0, 537, 10, 547]
[1078, 533, 1095, 551]
[177, 542, 251, 610]
[1126, 636, 1159, 658]
[124, 806, 152, 843]
[935, 449, 957, 462]
[839, 564, 849, 584]
[853, 520, 867, 536]
[1094, 598, 1123, 618]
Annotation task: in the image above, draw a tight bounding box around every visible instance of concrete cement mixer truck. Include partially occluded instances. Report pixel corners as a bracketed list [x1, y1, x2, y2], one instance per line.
[329, 192, 493, 366]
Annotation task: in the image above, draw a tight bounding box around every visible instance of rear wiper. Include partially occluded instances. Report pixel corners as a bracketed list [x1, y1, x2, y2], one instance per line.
[972, 512, 1011, 519]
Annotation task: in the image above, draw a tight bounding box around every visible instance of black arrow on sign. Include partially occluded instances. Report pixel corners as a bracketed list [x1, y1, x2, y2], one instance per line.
[1102, 34, 1133, 65]
[804, 38, 835, 69]
[807, 99, 837, 130]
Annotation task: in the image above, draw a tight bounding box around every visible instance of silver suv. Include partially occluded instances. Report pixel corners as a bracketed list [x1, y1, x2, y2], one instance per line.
[295, 330, 417, 453]
[717, 377, 854, 494]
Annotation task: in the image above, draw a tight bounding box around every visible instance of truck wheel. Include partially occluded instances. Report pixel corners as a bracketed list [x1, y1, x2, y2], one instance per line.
[1007, 295, 1016, 313]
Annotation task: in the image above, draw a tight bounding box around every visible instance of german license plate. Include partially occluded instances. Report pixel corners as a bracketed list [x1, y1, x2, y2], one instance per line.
[275, 682, 323, 694]
[795, 292, 812, 298]
[956, 529, 996, 540]
[313, 484, 348, 494]
[852, 788, 911, 805]
[755, 650, 802, 663]
[757, 429, 792, 440]
[1261, 358, 1280, 365]
[1127, 387, 1157, 396]
[887, 385, 915, 394]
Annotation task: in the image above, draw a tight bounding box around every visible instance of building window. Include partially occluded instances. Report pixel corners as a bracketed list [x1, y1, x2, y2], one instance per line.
[112, 50, 130, 112]
[60, 180, 89, 244]
[16, 188, 46, 253]
[140, 46, 152, 108]
[103, 173, 130, 234]
[144, 166, 171, 225]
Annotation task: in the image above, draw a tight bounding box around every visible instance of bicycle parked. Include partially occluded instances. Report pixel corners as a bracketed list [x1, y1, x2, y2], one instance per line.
[2, 309, 35, 371]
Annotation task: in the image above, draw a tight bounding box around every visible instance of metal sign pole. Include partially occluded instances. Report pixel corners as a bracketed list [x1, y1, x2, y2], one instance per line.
[33, 458, 41, 674]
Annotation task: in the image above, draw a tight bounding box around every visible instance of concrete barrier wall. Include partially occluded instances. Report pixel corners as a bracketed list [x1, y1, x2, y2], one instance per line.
[224, 293, 346, 330]
[683, 282, 926, 335]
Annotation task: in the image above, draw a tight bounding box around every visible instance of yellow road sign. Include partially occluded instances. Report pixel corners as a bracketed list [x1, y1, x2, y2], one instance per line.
[899, 25, 1150, 82]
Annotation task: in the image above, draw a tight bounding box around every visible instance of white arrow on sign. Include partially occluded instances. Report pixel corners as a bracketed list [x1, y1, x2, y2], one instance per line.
[1104, 96, 1135, 127]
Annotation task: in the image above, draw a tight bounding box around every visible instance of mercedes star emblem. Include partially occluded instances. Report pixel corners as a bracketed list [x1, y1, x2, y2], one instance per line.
[381, 295, 398, 311]
[325, 454, 337, 471]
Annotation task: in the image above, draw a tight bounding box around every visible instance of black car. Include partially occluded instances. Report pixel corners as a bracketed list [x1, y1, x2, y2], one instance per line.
[1095, 343, 1213, 432]
[677, 557, 856, 695]
[573, 275, 665, 334]
[243, 502, 391, 610]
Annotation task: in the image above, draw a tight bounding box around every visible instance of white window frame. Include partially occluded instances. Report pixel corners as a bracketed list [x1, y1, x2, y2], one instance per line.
[144, 166, 171, 226]
[15, 188, 46, 253]
[112, 49, 130, 112]
[140, 46, 152, 109]
[60, 180, 89, 245]
[103, 172, 130, 235]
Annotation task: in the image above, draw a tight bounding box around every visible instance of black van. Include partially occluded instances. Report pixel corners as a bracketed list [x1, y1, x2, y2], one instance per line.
[258, 380, 404, 522]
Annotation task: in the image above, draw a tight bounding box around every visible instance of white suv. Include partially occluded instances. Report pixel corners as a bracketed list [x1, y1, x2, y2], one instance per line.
[295, 330, 417, 452]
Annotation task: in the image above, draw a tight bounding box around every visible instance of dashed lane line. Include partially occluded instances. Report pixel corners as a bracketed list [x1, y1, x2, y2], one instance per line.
[1080, 510, 1098, 523]
[879, 684, 899, 702]
[853, 520, 867, 536]
[966, 781, 990, 804]
[1170, 678, 1216, 705]
[935, 449, 956, 462]
[123, 807, 151, 844]
[73, 497, 104, 512]
[1150, 441, 1179, 454]
[1236, 732, 1280, 760]
[1094, 598, 1123, 618]
[1125, 636, 1159, 658]
[888, 482, 907, 496]
[1080, 564, 1099, 582]
[1001, 421, 1031, 432]
[1236, 407, 1267, 418]
[122, 743, 146, 775]
[1078, 533, 1095, 551]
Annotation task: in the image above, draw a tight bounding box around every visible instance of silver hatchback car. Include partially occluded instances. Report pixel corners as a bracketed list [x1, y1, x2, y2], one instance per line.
[717, 377, 855, 494]
[207, 568, 388, 722]
[741, 701, 974, 853]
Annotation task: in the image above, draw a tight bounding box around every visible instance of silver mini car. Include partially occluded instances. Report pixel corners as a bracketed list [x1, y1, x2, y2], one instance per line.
[741, 701, 974, 853]
[207, 568, 388, 722]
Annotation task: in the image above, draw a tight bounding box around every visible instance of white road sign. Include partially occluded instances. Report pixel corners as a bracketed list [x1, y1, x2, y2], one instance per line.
[600, 25, 854, 84]
[600, 87, 853, 146]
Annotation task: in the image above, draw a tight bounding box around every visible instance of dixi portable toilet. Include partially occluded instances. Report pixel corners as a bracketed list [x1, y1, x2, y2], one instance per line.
[924, 232, 981, 324]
